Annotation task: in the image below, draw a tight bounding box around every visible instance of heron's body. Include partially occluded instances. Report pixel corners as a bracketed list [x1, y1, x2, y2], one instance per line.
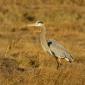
[27, 21, 74, 69]
[47, 39, 73, 62]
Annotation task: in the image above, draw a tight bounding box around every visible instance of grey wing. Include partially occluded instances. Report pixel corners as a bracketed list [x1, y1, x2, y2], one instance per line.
[47, 39, 73, 62]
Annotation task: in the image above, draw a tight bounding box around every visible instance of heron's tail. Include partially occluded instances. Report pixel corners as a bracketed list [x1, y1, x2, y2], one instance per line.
[65, 55, 74, 63]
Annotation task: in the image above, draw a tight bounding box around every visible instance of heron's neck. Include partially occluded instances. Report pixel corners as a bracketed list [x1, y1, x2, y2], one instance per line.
[40, 25, 50, 51]
[40, 26, 47, 44]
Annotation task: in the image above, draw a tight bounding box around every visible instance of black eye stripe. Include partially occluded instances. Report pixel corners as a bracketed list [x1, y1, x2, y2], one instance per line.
[38, 21, 43, 23]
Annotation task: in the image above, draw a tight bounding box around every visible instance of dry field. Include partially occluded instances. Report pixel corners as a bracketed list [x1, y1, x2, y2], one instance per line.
[0, 0, 85, 85]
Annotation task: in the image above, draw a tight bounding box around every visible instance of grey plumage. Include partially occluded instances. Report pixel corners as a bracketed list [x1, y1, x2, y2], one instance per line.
[27, 20, 74, 69]
[47, 39, 73, 63]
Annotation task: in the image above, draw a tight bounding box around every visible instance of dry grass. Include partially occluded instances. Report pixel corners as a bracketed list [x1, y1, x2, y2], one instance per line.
[0, 0, 85, 85]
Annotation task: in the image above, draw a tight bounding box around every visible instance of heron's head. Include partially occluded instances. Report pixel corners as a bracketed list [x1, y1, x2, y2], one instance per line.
[35, 21, 44, 27]
[27, 20, 44, 27]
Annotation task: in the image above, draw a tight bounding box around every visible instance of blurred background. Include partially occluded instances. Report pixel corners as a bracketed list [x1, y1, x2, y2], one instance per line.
[0, 0, 85, 85]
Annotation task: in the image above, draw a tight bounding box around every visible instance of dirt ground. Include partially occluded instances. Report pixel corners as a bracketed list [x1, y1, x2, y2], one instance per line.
[0, 0, 85, 85]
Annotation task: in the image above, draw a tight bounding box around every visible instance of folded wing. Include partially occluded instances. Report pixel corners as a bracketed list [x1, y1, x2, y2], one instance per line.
[47, 39, 73, 62]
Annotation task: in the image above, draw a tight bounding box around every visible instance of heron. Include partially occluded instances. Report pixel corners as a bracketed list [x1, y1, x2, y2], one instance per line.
[26, 21, 74, 69]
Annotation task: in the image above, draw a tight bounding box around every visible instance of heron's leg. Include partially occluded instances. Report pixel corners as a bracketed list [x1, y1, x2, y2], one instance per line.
[54, 57, 60, 69]
[56, 58, 62, 69]
[57, 58, 62, 69]
[58, 58, 62, 65]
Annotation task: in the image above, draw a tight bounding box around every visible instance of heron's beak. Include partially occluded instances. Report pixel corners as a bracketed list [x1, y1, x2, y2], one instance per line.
[20, 23, 39, 30]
